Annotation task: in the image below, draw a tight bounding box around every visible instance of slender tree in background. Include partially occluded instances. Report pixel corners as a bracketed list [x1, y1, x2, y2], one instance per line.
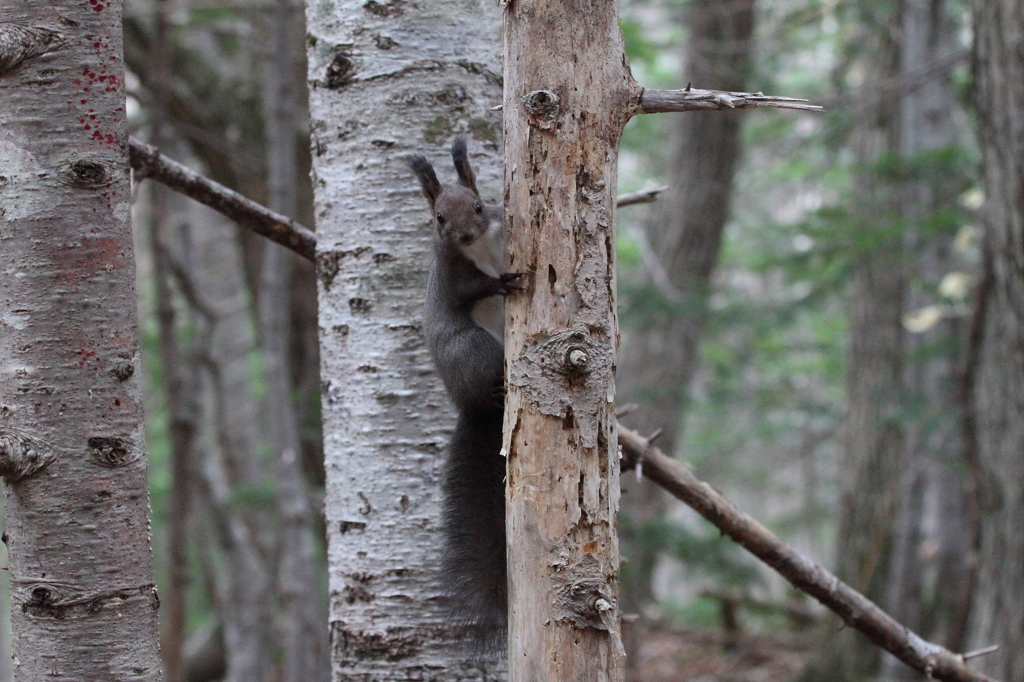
[965, 0, 1024, 677]
[301, 1, 504, 679]
[0, 0, 162, 678]
[148, 2, 194, 680]
[617, 0, 756, 651]
[880, 1, 972, 676]
[260, 0, 329, 678]
[799, 4, 904, 678]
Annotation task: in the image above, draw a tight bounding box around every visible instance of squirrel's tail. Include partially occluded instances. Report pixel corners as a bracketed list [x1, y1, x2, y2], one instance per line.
[440, 408, 507, 656]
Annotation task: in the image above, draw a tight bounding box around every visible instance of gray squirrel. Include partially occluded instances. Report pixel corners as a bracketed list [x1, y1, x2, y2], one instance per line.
[405, 137, 522, 654]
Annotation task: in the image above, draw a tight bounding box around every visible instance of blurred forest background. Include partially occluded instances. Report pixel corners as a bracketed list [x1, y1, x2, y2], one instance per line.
[0, 0, 1009, 680]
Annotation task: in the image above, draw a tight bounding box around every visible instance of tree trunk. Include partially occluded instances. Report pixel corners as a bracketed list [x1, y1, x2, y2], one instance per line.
[261, 0, 329, 678]
[149, 3, 192, 680]
[804, 6, 905, 679]
[302, 1, 504, 679]
[617, 0, 756, 654]
[189, 212, 276, 682]
[964, 0, 1024, 677]
[880, 2, 970, 677]
[503, 1, 636, 679]
[0, 1, 162, 678]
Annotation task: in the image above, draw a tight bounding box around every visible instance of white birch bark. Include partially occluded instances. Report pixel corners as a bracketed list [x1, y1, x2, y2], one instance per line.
[302, 1, 503, 679]
[0, 1, 162, 678]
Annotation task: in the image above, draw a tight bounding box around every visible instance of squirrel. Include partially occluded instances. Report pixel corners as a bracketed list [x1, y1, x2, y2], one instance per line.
[405, 137, 522, 654]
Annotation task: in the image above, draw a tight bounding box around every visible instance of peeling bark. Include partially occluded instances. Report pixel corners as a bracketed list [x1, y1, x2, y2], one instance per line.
[503, 1, 637, 678]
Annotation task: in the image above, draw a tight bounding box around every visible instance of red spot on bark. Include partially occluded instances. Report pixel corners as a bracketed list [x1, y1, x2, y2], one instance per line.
[81, 99, 87, 104]
[114, 399, 121, 406]
[84, 124, 91, 130]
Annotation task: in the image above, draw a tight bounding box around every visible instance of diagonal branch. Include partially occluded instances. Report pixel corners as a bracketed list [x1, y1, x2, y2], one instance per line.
[637, 86, 824, 114]
[615, 185, 668, 208]
[616, 425, 998, 682]
[129, 136, 661, 265]
[128, 137, 317, 261]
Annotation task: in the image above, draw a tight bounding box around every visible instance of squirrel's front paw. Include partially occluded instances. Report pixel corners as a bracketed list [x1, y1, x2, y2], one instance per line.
[498, 272, 527, 294]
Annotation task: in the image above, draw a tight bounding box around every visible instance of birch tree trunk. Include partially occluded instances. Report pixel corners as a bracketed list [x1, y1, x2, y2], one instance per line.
[0, 1, 162, 678]
[302, 1, 503, 679]
[503, 2, 636, 679]
[964, 0, 1024, 677]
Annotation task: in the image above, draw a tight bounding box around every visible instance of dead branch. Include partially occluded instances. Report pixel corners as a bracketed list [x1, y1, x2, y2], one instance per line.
[128, 136, 317, 262]
[617, 424, 999, 682]
[131, 139, 661, 265]
[638, 87, 824, 114]
[615, 185, 669, 207]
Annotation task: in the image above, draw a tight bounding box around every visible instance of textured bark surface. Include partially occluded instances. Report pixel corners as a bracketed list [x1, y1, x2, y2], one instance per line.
[0, 1, 162, 678]
[302, 1, 504, 679]
[503, 1, 637, 679]
[965, 0, 1024, 678]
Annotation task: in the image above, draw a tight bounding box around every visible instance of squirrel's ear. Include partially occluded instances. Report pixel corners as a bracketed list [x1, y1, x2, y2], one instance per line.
[451, 135, 479, 195]
[405, 153, 442, 209]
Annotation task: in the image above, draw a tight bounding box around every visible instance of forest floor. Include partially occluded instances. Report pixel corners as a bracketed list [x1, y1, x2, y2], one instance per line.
[630, 626, 811, 682]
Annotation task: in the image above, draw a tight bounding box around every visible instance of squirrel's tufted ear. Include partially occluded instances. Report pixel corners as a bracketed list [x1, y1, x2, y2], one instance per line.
[451, 135, 480, 196]
[405, 153, 442, 210]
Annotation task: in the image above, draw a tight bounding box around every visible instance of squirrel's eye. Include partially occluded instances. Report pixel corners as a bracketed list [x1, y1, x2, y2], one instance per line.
[436, 213, 446, 225]
[475, 203, 483, 214]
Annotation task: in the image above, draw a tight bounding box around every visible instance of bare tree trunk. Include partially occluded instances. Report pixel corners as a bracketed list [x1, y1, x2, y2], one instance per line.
[261, 0, 329, 679]
[617, 0, 756, 657]
[880, 2, 970, 677]
[503, 1, 636, 679]
[802, 6, 904, 679]
[189, 213, 276, 682]
[301, 1, 504, 679]
[964, 0, 1024, 678]
[0, 1, 162, 678]
[150, 3, 192, 681]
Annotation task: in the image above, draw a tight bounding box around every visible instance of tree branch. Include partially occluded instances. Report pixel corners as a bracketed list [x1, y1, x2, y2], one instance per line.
[638, 86, 823, 114]
[616, 425, 999, 682]
[128, 137, 317, 262]
[615, 185, 668, 208]
[130, 136, 660, 265]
